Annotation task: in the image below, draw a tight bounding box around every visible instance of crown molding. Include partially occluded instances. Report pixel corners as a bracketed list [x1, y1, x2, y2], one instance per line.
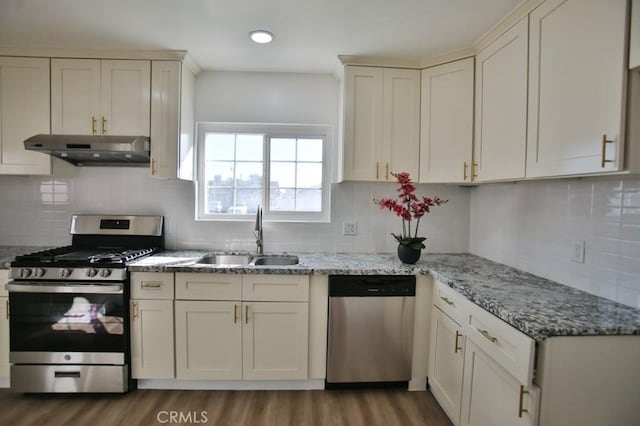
[0, 47, 191, 61]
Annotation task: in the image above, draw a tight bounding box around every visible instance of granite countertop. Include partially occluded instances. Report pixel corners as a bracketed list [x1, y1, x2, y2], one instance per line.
[129, 250, 640, 342]
[0, 246, 53, 269]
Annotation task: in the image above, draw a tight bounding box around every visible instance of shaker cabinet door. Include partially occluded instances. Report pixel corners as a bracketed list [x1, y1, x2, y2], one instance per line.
[130, 299, 175, 379]
[474, 18, 528, 181]
[526, 0, 627, 177]
[0, 56, 51, 175]
[51, 59, 101, 135]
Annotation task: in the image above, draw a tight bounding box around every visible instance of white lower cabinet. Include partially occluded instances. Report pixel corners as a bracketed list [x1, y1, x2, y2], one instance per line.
[130, 272, 176, 379]
[130, 299, 175, 379]
[0, 296, 9, 382]
[460, 339, 538, 426]
[174, 273, 310, 381]
[243, 301, 308, 380]
[428, 306, 464, 424]
[175, 300, 242, 380]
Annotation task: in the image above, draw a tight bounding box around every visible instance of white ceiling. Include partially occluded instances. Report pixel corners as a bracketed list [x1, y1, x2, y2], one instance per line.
[0, 0, 523, 73]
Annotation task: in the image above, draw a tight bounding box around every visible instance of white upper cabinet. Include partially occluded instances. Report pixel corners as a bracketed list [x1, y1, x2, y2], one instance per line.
[630, 0, 639, 69]
[150, 60, 195, 180]
[52, 59, 150, 136]
[526, 0, 628, 177]
[474, 18, 528, 182]
[419, 58, 474, 183]
[0, 57, 51, 175]
[342, 66, 420, 181]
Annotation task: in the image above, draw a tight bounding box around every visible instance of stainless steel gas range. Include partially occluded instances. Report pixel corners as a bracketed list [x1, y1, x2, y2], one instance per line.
[7, 214, 163, 393]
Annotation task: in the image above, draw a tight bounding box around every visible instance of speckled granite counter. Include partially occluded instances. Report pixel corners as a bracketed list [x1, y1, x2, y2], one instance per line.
[0, 246, 52, 269]
[129, 250, 640, 342]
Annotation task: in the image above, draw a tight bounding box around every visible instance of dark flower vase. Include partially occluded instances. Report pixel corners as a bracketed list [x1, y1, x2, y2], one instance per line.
[397, 244, 422, 264]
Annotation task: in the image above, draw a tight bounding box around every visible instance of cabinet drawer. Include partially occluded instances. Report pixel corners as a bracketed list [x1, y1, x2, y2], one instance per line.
[465, 302, 535, 385]
[175, 273, 242, 300]
[434, 280, 470, 325]
[242, 275, 309, 302]
[131, 272, 174, 300]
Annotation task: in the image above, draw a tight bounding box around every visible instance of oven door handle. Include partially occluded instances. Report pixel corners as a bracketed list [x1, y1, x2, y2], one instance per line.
[7, 283, 123, 294]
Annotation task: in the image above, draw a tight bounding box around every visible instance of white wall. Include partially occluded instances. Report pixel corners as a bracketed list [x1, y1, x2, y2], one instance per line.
[0, 70, 470, 254]
[470, 177, 640, 309]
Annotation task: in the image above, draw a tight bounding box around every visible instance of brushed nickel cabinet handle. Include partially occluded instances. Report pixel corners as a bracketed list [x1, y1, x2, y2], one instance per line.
[440, 296, 454, 306]
[132, 302, 138, 319]
[454, 330, 462, 354]
[601, 134, 614, 168]
[477, 328, 498, 343]
[141, 282, 162, 289]
[101, 117, 107, 134]
[518, 385, 530, 418]
[91, 116, 97, 135]
[463, 162, 468, 180]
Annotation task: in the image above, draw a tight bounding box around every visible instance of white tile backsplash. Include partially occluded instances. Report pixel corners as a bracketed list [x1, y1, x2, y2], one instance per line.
[0, 165, 470, 256]
[470, 177, 640, 309]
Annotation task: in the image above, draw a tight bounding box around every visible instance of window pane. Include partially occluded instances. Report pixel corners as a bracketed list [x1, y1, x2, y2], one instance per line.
[205, 133, 235, 161]
[296, 163, 322, 188]
[271, 138, 296, 161]
[270, 188, 296, 211]
[235, 189, 262, 214]
[270, 162, 296, 188]
[206, 187, 233, 214]
[206, 161, 234, 186]
[235, 162, 263, 187]
[296, 189, 322, 212]
[297, 139, 323, 162]
[236, 134, 263, 161]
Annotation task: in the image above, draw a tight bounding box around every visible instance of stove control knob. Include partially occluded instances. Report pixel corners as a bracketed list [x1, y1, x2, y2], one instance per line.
[60, 268, 73, 278]
[34, 268, 46, 278]
[86, 268, 98, 278]
[20, 268, 32, 278]
[99, 269, 112, 278]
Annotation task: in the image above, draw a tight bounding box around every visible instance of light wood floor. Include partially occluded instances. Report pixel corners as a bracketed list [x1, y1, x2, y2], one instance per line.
[0, 388, 453, 426]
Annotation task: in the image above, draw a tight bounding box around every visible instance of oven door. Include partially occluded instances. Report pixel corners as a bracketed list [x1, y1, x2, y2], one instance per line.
[8, 282, 126, 365]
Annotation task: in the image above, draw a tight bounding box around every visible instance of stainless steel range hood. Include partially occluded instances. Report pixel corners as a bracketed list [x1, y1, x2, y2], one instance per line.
[24, 134, 150, 166]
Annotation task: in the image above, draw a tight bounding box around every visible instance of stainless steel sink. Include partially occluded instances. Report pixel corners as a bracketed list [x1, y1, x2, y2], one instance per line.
[197, 254, 253, 265]
[251, 255, 299, 266]
[195, 254, 299, 266]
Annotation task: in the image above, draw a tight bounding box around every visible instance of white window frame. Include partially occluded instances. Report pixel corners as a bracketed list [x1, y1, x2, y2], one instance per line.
[195, 122, 332, 222]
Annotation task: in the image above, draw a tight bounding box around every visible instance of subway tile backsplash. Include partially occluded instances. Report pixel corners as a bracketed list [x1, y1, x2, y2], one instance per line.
[4, 166, 637, 308]
[0, 165, 470, 255]
[470, 178, 640, 309]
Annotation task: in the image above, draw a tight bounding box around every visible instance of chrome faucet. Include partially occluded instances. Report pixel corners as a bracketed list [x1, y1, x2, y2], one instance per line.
[254, 205, 264, 254]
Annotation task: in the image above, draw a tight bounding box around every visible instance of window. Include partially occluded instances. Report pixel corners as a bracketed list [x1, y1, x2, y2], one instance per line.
[196, 123, 331, 222]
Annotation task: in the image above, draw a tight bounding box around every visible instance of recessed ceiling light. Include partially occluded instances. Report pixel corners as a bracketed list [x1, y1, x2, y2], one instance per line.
[249, 30, 274, 44]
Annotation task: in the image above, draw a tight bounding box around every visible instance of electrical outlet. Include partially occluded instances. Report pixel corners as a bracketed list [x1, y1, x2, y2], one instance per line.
[343, 222, 357, 236]
[571, 240, 585, 263]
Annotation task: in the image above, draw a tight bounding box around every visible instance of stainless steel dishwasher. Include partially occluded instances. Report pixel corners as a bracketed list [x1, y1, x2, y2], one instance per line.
[326, 275, 416, 387]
